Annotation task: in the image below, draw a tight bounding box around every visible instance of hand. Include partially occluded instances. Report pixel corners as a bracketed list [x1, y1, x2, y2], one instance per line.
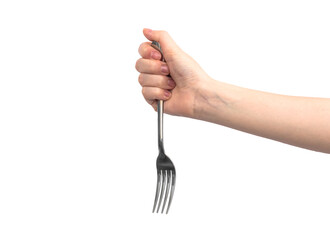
[135, 28, 212, 118]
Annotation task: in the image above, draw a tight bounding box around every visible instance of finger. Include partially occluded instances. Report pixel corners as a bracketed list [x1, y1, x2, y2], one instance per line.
[142, 87, 172, 102]
[138, 42, 162, 60]
[151, 101, 158, 111]
[143, 28, 181, 58]
[145, 99, 158, 111]
[138, 74, 176, 90]
[135, 58, 170, 75]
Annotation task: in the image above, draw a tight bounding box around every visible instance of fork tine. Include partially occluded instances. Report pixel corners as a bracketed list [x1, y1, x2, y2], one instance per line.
[156, 170, 167, 213]
[166, 171, 176, 214]
[152, 170, 161, 213]
[161, 170, 171, 213]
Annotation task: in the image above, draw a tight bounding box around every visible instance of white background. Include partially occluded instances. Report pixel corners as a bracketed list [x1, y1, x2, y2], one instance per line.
[0, 0, 330, 239]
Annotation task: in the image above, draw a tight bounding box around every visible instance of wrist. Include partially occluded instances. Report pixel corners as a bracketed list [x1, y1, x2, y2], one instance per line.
[192, 79, 240, 124]
[192, 78, 220, 121]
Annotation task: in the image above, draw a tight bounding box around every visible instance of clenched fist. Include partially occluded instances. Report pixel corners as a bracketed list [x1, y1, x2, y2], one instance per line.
[135, 28, 212, 118]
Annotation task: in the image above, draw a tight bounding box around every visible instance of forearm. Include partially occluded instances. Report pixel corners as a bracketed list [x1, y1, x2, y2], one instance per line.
[194, 79, 330, 154]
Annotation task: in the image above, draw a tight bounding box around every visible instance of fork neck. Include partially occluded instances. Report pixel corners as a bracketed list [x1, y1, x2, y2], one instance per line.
[158, 100, 165, 153]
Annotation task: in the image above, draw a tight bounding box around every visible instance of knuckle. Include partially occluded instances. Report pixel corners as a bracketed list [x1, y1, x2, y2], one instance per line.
[135, 59, 140, 71]
[141, 87, 146, 96]
[138, 74, 143, 85]
[138, 42, 144, 51]
[159, 30, 168, 36]
[139, 43, 147, 56]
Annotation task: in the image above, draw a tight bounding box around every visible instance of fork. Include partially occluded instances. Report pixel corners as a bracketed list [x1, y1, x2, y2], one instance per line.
[150, 41, 176, 214]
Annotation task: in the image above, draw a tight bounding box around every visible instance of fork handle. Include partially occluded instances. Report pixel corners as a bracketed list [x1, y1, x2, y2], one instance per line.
[150, 41, 166, 153]
[158, 99, 164, 153]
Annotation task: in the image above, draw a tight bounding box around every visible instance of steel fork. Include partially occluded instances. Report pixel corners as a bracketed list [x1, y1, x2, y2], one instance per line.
[151, 41, 176, 214]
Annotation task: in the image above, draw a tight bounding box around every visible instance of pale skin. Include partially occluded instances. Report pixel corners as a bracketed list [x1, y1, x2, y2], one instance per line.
[136, 28, 330, 154]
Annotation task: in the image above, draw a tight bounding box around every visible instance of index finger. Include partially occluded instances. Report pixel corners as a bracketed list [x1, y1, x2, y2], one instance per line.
[138, 42, 162, 60]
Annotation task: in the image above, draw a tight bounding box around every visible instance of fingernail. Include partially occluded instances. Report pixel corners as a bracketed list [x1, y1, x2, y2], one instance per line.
[161, 64, 169, 74]
[164, 91, 171, 98]
[151, 51, 161, 60]
[168, 79, 176, 87]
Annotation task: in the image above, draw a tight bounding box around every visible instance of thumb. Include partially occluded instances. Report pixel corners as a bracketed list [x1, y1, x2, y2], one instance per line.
[143, 28, 181, 58]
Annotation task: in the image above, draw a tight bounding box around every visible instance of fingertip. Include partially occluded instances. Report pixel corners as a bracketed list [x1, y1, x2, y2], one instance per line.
[164, 90, 171, 99]
[160, 64, 169, 75]
[168, 79, 176, 88]
[143, 28, 153, 40]
[143, 29, 179, 56]
[151, 50, 161, 60]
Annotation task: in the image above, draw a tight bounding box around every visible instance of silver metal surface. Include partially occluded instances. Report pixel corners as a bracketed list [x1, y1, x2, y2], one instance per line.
[158, 100, 164, 152]
[150, 41, 176, 214]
